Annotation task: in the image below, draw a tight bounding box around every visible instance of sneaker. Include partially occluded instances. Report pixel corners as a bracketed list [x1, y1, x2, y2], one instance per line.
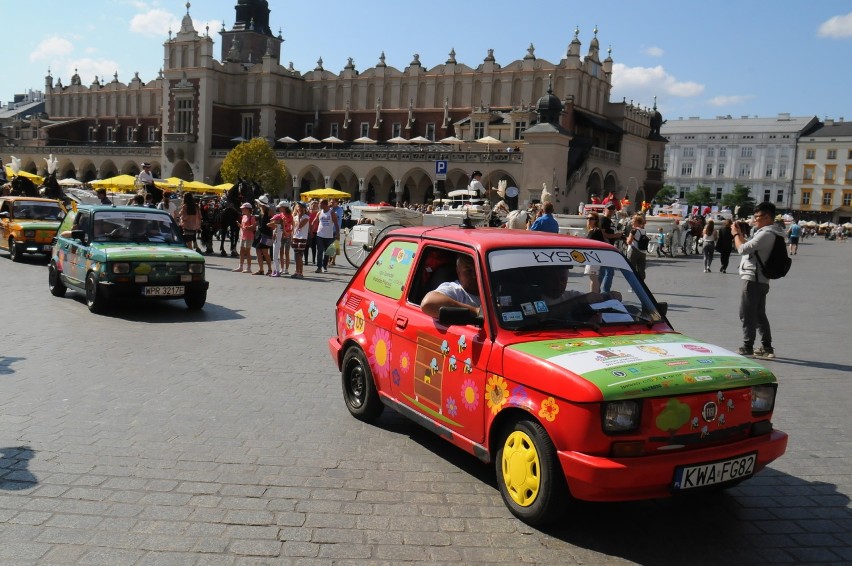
[270, 271, 279, 277]
[754, 348, 775, 359]
[322, 267, 328, 273]
[283, 269, 290, 275]
[737, 346, 754, 357]
[231, 267, 243, 272]
[315, 268, 323, 273]
[291, 272, 299, 278]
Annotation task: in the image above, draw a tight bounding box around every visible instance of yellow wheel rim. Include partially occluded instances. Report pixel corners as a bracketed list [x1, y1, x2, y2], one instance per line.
[501, 430, 541, 507]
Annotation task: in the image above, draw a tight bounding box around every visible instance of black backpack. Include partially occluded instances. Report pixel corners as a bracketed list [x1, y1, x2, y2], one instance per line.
[755, 235, 791, 279]
[635, 230, 650, 251]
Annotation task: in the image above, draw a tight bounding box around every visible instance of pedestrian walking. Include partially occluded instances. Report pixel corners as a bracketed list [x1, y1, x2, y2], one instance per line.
[598, 201, 622, 292]
[717, 219, 734, 273]
[176, 193, 201, 250]
[233, 202, 256, 273]
[787, 221, 801, 255]
[290, 202, 310, 278]
[625, 214, 648, 281]
[732, 202, 786, 358]
[314, 199, 338, 274]
[270, 202, 293, 276]
[585, 212, 606, 292]
[305, 200, 319, 266]
[702, 219, 719, 272]
[253, 196, 274, 275]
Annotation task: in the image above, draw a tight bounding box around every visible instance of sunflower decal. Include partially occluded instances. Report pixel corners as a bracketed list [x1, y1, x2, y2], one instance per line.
[461, 379, 479, 411]
[369, 328, 392, 381]
[399, 351, 412, 374]
[538, 397, 560, 422]
[485, 375, 509, 415]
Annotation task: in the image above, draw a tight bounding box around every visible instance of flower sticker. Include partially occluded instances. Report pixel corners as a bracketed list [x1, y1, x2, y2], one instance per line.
[461, 379, 479, 411]
[538, 397, 560, 422]
[399, 351, 412, 375]
[510, 385, 528, 403]
[445, 397, 458, 418]
[369, 328, 392, 381]
[485, 375, 509, 415]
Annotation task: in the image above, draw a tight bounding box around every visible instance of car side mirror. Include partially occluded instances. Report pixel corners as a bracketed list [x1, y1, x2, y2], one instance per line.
[0, 212, 8, 219]
[438, 306, 484, 327]
[70, 229, 86, 242]
[656, 301, 668, 317]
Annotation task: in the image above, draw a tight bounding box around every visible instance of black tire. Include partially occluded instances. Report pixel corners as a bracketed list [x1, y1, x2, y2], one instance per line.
[185, 291, 206, 310]
[85, 271, 107, 314]
[48, 261, 67, 297]
[8, 239, 21, 262]
[341, 347, 383, 422]
[495, 418, 569, 526]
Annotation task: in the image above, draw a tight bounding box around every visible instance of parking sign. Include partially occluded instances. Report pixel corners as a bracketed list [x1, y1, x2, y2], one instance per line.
[435, 160, 447, 180]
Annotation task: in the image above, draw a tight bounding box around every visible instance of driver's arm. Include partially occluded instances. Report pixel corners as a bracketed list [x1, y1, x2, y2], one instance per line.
[421, 290, 479, 318]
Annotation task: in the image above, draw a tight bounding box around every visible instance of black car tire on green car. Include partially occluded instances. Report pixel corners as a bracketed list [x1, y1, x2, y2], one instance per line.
[8, 238, 20, 262]
[48, 262, 67, 297]
[184, 291, 206, 310]
[85, 272, 108, 314]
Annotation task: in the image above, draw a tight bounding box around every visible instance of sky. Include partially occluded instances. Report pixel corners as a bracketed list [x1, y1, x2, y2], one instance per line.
[6, 0, 852, 122]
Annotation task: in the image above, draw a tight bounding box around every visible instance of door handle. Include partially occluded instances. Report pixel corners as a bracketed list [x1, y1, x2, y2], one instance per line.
[395, 315, 408, 329]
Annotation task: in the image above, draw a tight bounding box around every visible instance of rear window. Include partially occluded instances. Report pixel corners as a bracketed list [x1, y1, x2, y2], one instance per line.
[363, 241, 418, 300]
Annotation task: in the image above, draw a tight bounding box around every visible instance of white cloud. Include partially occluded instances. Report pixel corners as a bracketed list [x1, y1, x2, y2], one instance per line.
[64, 58, 122, 84]
[29, 37, 74, 63]
[611, 63, 704, 100]
[130, 9, 180, 36]
[818, 13, 852, 38]
[707, 95, 754, 107]
[644, 46, 664, 57]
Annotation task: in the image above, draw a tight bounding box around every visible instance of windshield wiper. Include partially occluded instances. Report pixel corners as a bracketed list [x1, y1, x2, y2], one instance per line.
[512, 317, 600, 332]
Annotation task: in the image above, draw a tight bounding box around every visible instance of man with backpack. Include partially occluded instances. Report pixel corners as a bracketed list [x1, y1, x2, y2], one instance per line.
[731, 201, 789, 358]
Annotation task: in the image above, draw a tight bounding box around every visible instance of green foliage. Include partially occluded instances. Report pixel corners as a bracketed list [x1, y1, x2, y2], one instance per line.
[685, 185, 713, 207]
[220, 138, 288, 195]
[721, 184, 756, 218]
[652, 184, 677, 205]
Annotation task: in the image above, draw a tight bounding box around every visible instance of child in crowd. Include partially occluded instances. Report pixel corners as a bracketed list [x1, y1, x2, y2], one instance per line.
[233, 202, 256, 273]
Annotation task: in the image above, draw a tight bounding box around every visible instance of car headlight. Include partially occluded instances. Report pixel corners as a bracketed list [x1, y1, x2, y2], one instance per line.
[111, 263, 131, 274]
[602, 400, 642, 433]
[24, 230, 35, 237]
[188, 263, 204, 274]
[751, 384, 777, 414]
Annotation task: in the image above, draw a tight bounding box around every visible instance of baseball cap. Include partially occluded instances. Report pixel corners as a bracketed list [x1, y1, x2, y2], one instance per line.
[240, 202, 252, 209]
[605, 201, 616, 209]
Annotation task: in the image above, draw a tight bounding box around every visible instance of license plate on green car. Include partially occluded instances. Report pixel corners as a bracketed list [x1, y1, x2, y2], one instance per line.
[143, 286, 185, 297]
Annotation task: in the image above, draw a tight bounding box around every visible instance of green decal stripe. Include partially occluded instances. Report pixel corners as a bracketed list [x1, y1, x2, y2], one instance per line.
[510, 333, 689, 360]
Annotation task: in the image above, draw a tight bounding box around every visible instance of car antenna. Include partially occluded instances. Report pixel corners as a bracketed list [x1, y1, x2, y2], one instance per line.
[459, 210, 475, 229]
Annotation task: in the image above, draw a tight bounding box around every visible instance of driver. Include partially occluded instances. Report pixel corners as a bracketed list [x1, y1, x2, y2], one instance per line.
[538, 267, 621, 314]
[421, 255, 481, 318]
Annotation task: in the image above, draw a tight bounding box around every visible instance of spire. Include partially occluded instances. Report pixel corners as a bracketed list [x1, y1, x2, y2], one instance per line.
[567, 26, 581, 58]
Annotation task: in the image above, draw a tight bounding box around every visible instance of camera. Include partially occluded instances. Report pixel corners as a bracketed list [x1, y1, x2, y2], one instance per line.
[736, 221, 750, 236]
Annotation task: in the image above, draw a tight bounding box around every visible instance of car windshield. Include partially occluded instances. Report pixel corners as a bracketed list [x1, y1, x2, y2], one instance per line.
[91, 210, 183, 244]
[487, 246, 663, 330]
[13, 201, 63, 220]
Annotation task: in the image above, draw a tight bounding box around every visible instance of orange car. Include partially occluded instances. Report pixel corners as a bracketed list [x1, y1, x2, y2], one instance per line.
[0, 197, 65, 261]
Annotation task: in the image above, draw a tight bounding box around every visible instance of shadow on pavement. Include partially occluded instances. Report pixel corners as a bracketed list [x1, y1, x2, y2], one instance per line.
[0, 446, 38, 490]
[759, 357, 852, 374]
[61, 295, 245, 322]
[0, 356, 25, 375]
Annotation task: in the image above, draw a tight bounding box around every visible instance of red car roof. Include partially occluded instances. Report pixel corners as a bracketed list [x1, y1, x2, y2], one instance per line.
[386, 226, 616, 253]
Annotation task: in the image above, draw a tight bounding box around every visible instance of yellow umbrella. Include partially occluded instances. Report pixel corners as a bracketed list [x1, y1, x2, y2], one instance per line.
[214, 182, 234, 192]
[299, 188, 352, 200]
[181, 180, 219, 193]
[5, 165, 44, 185]
[90, 174, 140, 193]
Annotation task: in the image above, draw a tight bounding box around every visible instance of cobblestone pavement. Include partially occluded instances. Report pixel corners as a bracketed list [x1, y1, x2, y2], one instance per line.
[0, 236, 849, 565]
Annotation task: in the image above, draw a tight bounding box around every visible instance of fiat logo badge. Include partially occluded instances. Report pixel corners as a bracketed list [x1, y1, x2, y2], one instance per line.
[702, 401, 718, 422]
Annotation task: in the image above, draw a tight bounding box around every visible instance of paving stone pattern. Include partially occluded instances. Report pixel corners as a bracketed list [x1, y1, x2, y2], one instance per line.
[0, 237, 849, 565]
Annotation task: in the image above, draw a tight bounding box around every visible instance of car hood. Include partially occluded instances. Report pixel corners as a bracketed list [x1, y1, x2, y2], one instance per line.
[506, 333, 776, 401]
[93, 244, 204, 262]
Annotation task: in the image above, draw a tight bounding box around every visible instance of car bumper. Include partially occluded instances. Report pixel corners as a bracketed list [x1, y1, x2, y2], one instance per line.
[558, 429, 788, 501]
[328, 337, 343, 370]
[99, 280, 209, 300]
[15, 241, 53, 254]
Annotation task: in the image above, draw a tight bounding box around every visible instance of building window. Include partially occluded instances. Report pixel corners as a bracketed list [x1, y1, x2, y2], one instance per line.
[843, 192, 852, 206]
[392, 122, 402, 138]
[803, 165, 814, 181]
[473, 121, 485, 139]
[802, 190, 811, 205]
[126, 127, 134, 142]
[513, 121, 526, 140]
[650, 154, 660, 169]
[739, 164, 751, 178]
[806, 149, 815, 159]
[719, 147, 726, 157]
[825, 165, 836, 183]
[846, 166, 852, 182]
[705, 164, 713, 176]
[776, 190, 784, 203]
[716, 187, 723, 200]
[426, 122, 436, 141]
[822, 191, 833, 206]
[304, 123, 313, 137]
[679, 187, 688, 199]
[848, 149, 852, 160]
[329, 123, 339, 138]
[779, 165, 786, 179]
[148, 127, 157, 142]
[176, 98, 193, 134]
[765, 165, 773, 178]
[740, 146, 753, 158]
[88, 127, 96, 141]
[240, 115, 253, 140]
[681, 163, 693, 176]
[360, 122, 369, 138]
[106, 126, 115, 142]
[763, 189, 771, 202]
[827, 149, 837, 159]
[683, 147, 694, 158]
[718, 163, 725, 176]
[707, 147, 714, 157]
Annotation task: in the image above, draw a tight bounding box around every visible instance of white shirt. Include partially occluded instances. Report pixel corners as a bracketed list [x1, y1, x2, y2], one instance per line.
[469, 178, 486, 196]
[137, 170, 154, 185]
[434, 280, 481, 308]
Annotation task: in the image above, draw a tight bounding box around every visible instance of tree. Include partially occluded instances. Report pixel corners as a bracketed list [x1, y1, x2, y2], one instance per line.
[722, 184, 756, 218]
[685, 185, 712, 207]
[652, 184, 677, 205]
[220, 138, 288, 196]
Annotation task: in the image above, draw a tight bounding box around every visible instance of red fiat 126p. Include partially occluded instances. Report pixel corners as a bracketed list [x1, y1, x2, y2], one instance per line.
[328, 225, 787, 525]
